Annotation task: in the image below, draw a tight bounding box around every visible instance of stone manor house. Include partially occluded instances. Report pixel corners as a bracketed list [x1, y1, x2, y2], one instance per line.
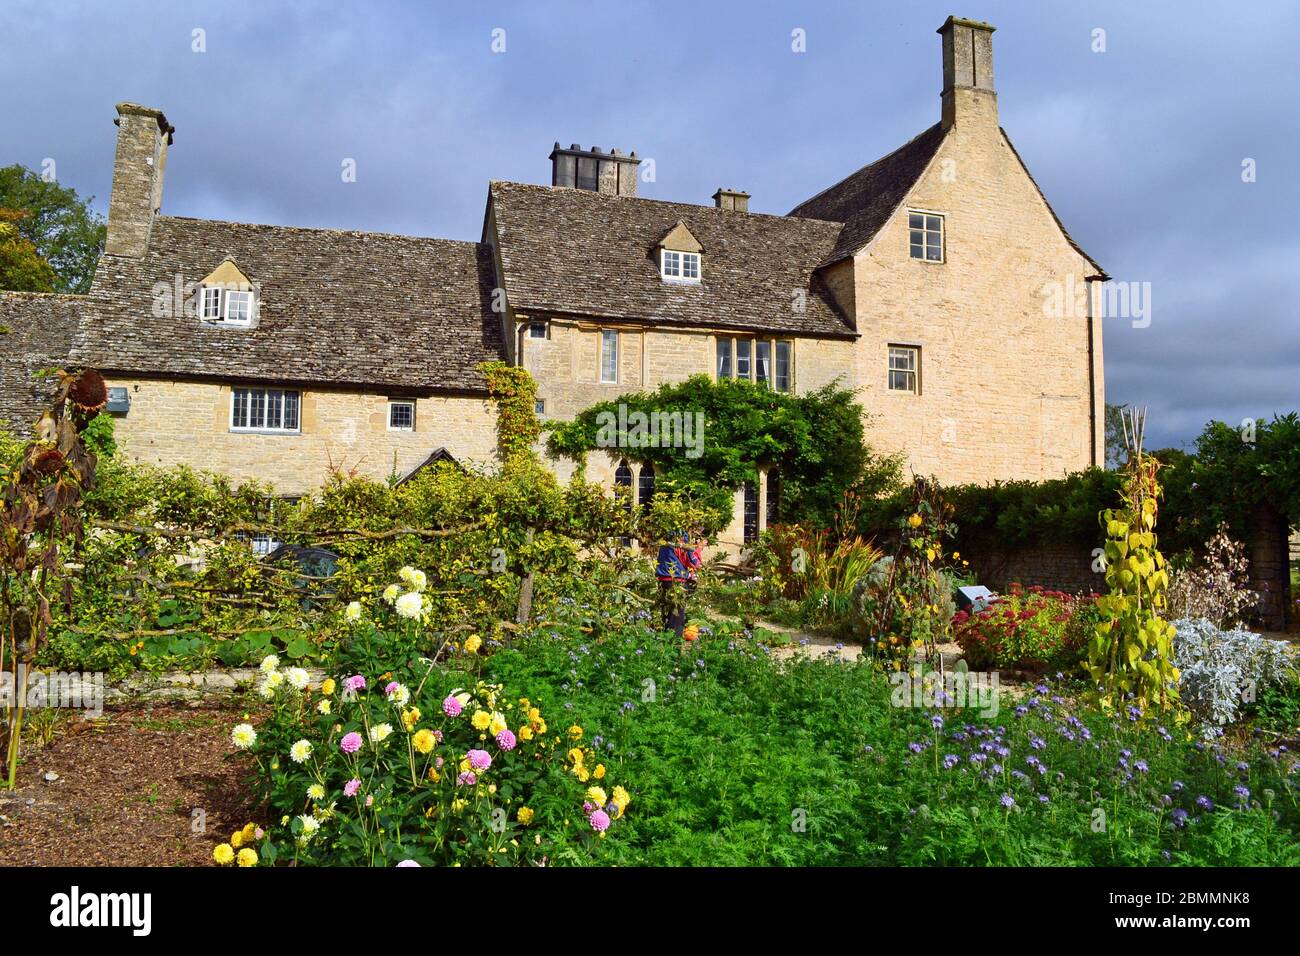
[1, 18, 1106, 551]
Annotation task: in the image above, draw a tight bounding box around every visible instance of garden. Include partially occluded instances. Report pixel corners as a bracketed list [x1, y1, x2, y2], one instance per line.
[1, 368, 1297, 867]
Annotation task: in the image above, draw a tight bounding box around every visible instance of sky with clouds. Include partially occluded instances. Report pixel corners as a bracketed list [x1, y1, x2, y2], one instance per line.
[2, 0, 1295, 451]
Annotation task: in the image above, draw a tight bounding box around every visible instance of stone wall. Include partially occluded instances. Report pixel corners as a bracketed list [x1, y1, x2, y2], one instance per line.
[963, 538, 1101, 596]
[520, 316, 856, 422]
[107, 376, 499, 494]
[846, 89, 1104, 486]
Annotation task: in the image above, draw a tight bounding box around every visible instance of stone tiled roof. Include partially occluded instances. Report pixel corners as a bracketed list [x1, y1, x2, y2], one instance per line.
[0, 291, 82, 432]
[488, 181, 855, 339]
[788, 123, 947, 266]
[71, 217, 505, 392]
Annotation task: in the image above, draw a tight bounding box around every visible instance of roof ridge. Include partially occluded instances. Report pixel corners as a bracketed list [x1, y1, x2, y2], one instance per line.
[788, 122, 945, 219]
[0, 290, 87, 300]
[489, 180, 844, 227]
[157, 215, 485, 247]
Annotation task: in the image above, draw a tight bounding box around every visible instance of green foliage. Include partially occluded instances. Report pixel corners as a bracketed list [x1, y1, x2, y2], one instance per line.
[0, 208, 57, 292]
[1087, 455, 1185, 720]
[547, 375, 899, 530]
[483, 617, 1300, 866]
[851, 479, 957, 666]
[479, 361, 541, 462]
[0, 164, 106, 294]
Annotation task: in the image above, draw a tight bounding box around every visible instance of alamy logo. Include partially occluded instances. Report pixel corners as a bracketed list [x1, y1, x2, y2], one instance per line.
[49, 886, 152, 936]
[1041, 275, 1152, 328]
[594, 403, 705, 459]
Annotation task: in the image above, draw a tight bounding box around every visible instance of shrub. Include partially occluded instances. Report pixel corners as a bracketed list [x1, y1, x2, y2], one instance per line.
[1165, 524, 1257, 628]
[1171, 618, 1295, 736]
[953, 585, 1097, 672]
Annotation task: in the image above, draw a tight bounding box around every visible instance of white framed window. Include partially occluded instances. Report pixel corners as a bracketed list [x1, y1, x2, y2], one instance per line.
[888, 345, 920, 393]
[660, 249, 701, 283]
[200, 285, 256, 325]
[528, 320, 548, 339]
[201, 286, 222, 320]
[231, 387, 301, 432]
[908, 211, 944, 262]
[388, 400, 415, 431]
[600, 329, 619, 384]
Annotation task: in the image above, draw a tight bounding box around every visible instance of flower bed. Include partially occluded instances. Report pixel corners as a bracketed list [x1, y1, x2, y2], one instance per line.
[952, 584, 1100, 673]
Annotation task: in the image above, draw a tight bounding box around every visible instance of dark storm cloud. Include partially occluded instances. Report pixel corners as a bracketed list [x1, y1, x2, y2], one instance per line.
[2, 0, 1295, 450]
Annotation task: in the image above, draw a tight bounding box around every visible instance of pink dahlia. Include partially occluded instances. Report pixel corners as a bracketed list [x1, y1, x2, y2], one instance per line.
[344, 778, 361, 797]
[344, 675, 366, 693]
[396, 860, 421, 867]
[340, 732, 363, 754]
[457, 771, 477, 786]
[385, 681, 400, 697]
[589, 809, 611, 832]
[442, 695, 462, 717]
[467, 749, 492, 771]
[495, 729, 517, 751]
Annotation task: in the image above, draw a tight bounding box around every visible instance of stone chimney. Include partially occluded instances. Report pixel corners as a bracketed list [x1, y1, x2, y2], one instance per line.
[549, 143, 640, 197]
[106, 102, 174, 258]
[937, 16, 996, 131]
[712, 188, 750, 213]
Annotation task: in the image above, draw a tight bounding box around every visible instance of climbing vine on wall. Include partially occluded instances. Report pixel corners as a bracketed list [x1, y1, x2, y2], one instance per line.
[478, 361, 541, 462]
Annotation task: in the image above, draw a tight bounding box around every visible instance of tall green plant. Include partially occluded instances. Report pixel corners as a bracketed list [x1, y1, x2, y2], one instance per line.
[1087, 421, 1184, 720]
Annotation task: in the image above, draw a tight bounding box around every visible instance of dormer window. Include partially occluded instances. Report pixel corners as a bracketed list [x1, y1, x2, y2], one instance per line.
[655, 220, 704, 284]
[661, 249, 701, 283]
[197, 258, 257, 326]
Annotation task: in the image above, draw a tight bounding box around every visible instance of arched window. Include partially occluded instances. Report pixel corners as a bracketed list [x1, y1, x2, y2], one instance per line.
[615, 460, 634, 546]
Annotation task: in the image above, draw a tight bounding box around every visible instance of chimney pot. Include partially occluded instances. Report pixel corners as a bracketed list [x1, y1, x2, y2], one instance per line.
[550, 141, 641, 196]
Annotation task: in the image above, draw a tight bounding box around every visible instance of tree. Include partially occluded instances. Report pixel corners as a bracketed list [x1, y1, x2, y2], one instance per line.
[0, 165, 106, 293]
[0, 209, 56, 292]
[1104, 402, 1129, 470]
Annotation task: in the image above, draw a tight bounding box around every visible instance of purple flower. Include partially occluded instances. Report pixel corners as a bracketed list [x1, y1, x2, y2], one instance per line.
[442, 695, 463, 717]
[1000, 794, 1015, 809]
[1135, 760, 1149, 773]
[942, 754, 959, 770]
[343, 675, 366, 693]
[344, 778, 361, 797]
[457, 771, 477, 786]
[908, 742, 925, 754]
[495, 729, 517, 751]
[1172, 808, 1189, 827]
[1196, 795, 1213, 811]
[340, 732, 363, 754]
[467, 749, 492, 770]
[930, 715, 944, 730]
[1030, 736, 1046, 750]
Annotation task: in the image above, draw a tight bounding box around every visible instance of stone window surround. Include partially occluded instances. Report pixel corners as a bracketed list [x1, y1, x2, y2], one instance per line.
[888, 344, 921, 394]
[907, 208, 945, 263]
[715, 334, 794, 391]
[600, 328, 620, 384]
[230, 386, 301, 434]
[387, 399, 416, 431]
